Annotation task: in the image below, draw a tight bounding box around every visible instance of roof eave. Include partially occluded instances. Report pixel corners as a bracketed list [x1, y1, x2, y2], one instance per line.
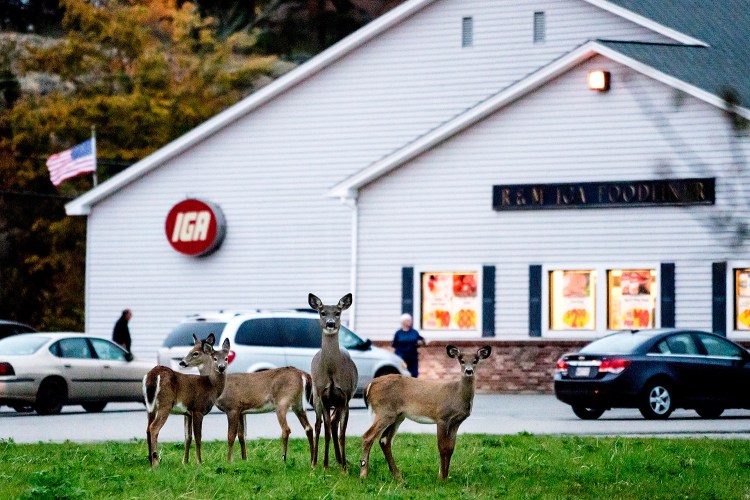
[65, 0, 439, 216]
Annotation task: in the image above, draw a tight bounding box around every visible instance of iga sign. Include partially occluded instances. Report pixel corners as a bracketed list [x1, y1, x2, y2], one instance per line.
[165, 199, 226, 256]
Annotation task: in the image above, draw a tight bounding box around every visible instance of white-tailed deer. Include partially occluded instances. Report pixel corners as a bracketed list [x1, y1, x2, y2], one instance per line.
[360, 344, 492, 480]
[143, 334, 230, 466]
[309, 292, 358, 470]
[194, 363, 315, 463]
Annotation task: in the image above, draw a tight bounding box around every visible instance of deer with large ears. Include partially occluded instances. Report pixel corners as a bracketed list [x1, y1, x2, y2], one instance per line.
[143, 334, 230, 466]
[308, 292, 358, 470]
[360, 344, 492, 480]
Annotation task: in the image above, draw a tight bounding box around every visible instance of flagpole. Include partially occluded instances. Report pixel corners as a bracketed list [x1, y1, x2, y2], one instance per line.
[91, 125, 98, 187]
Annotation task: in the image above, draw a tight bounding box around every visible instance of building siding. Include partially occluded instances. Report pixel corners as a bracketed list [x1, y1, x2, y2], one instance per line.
[83, 0, 681, 359]
[355, 56, 750, 341]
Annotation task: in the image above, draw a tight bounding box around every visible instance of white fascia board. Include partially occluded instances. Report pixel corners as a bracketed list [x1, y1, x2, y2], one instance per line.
[582, 0, 709, 47]
[65, 0, 438, 216]
[327, 40, 750, 198]
[327, 42, 602, 199]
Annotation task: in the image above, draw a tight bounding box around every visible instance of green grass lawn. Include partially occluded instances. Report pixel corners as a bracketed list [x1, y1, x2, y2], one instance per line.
[2, 434, 750, 499]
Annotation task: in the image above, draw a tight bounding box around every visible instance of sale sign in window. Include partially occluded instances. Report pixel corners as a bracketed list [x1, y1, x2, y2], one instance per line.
[549, 270, 596, 330]
[421, 272, 479, 330]
[608, 269, 657, 329]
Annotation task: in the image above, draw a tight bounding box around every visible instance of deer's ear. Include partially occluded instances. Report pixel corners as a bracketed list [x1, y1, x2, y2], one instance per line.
[202, 342, 213, 354]
[446, 345, 460, 358]
[222, 338, 230, 350]
[338, 293, 353, 310]
[477, 346, 492, 359]
[205, 333, 216, 346]
[309, 293, 323, 311]
[192, 333, 200, 345]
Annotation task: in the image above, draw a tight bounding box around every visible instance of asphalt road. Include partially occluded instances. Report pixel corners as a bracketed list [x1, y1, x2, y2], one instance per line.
[4, 394, 750, 443]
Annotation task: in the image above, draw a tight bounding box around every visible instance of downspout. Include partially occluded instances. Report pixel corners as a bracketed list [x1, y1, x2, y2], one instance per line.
[341, 190, 359, 330]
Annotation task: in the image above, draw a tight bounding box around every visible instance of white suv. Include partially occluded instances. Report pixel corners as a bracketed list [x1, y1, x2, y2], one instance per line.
[157, 309, 410, 394]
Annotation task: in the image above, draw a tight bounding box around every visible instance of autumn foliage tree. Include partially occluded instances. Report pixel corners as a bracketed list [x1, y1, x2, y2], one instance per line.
[0, 0, 278, 330]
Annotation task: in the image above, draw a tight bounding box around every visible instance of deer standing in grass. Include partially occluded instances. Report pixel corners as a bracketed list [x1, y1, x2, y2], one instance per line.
[360, 344, 492, 480]
[143, 334, 230, 466]
[194, 363, 315, 463]
[309, 292, 358, 470]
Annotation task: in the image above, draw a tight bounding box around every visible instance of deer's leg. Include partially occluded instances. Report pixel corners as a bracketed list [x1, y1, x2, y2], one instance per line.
[312, 400, 322, 467]
[147, 410, 170, 467]
[338, 406, 350, 471]
[436, 422, 458, 480]
[293, 405, 314, 466]
[322, 407, 333, 468]
[192, 412, 205, 465]
[360, 414, 394, 479]
[379, 416, 404, 479]
[146, 411, 155, 466]
[183, 414, 193, 464]
[226, 411, 239, 462]
[276, 404, 292, 462]
[330, 408, 342, 468]
[239, 413, 248, 461]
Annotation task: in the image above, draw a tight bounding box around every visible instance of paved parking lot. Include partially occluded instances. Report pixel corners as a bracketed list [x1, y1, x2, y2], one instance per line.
[4, 394, 750, 443]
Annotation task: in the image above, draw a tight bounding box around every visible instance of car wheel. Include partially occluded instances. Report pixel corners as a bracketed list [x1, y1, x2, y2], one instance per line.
[374, 367, 400, 378]
[571, 405, 605, 420]
[12, 405, 34, 413]
[35, 378, 66, 415]
[639, 381, 674, 419]
[695, 407, 724, 419]
[82, 402, 107, 413]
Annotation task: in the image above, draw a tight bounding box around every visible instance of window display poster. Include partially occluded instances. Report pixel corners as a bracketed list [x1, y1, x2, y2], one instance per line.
[421, 272, 479, 330]
[736, 269, 750, 330]
[610, 270, 655, 329]
[550, 270, 595, 330]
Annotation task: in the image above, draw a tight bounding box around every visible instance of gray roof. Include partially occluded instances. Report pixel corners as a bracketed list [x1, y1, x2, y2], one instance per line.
[601, 0, 750, 110]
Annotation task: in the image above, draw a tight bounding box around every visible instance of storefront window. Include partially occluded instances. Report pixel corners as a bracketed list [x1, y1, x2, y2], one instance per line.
[607, 269, 657, 329]
[421, 272, 479, 330]
[549, 270, 596, 330]
[735, 269, 750, 330]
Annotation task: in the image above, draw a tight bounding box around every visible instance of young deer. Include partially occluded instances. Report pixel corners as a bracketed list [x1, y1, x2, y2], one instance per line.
[194, 364, 315, 463]
[360, 344, 492, 480]
[309, 292, 358, 470]
[143, 335, 230, 466]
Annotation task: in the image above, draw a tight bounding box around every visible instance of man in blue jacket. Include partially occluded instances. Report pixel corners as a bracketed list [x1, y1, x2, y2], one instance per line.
[391, 313, 425, 377]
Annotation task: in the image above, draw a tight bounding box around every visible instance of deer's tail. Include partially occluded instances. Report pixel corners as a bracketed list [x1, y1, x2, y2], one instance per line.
[302, 371, 314, 406]
[143, 372, 160, 414]
[363, 381, 372, 409]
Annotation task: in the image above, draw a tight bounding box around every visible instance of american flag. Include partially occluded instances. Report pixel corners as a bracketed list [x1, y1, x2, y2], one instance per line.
[46, 138, 96, 186]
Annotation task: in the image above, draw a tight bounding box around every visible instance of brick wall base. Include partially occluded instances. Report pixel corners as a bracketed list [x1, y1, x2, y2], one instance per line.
[374, 339, 750, 394]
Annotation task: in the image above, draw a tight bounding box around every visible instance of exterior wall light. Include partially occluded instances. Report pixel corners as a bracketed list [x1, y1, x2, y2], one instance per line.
[588, 70, 610, 91]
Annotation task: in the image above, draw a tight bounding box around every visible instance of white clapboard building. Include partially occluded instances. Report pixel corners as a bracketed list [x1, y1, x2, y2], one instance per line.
[67, 0, 750, 362]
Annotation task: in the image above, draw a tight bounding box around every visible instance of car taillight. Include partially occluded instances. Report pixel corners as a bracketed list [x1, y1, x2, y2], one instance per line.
[0, 362, 15, 376]
[554, 359, 568, 375]
[598, 358, 632, 374]
[227, 350, 236, 365]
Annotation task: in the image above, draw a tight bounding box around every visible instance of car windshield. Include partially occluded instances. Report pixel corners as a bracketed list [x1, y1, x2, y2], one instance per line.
[339, 326, 366, 349]
[0, 335, 50, 355]
[579, 333, 647, 354]
[163, 322, 226, 347]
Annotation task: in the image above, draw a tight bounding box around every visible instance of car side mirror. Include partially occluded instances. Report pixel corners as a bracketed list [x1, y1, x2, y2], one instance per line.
[125, 352, 134, 362]
[356, 339, 372, 351]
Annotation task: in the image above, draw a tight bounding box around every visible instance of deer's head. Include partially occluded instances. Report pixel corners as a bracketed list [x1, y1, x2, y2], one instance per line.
[309, 292, 352, 336]
[446, 344, 492, 378]
[179, 333, 216, 368]
[213, 338, 231, 373]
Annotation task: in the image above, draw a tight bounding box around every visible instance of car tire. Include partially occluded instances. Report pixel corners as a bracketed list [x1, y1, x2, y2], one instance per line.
[82, 402, 107, 413]
[374, 367, 400, 378]
[695, 407, 724, 419]
[35, 378, 66, 415]
[639, 381, 675, 419]
[12, 405, 34, 413]
[571, 405, 606, 420]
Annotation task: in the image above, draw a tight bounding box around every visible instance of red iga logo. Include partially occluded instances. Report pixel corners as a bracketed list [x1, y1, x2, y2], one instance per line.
[165, 199, 226, 256]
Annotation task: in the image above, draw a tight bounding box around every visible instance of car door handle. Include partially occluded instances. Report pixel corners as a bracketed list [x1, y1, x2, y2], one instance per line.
[64, 364, 72, 368]
[103, 365, 111, 369]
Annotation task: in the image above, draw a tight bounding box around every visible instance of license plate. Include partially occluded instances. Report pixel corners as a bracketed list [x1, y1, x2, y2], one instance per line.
[575, 366, 591, 377]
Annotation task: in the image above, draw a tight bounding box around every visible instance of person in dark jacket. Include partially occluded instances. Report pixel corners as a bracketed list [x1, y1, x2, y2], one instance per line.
[391, 313, 425, 377]
[112, 309, 132, 352]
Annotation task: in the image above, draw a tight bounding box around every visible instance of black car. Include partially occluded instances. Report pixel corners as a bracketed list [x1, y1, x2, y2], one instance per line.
[0, 320, 36, 341]
[554, 328, 750, 420]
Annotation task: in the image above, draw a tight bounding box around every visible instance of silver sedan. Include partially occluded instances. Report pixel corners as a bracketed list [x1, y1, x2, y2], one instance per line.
[0, 332, 154, 415]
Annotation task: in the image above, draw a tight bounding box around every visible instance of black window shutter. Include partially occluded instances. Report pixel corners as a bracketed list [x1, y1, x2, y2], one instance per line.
[529, 265, 542, 337]
[712, 262, 727, 336]
[660, 263, 675, 328]
[482, 265, 495, 337]
[401, 267, 414, 316]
